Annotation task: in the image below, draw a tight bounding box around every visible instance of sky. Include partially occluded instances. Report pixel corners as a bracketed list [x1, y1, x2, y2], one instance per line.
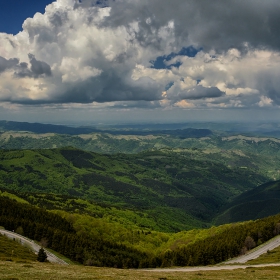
[1, 0, 280, 124]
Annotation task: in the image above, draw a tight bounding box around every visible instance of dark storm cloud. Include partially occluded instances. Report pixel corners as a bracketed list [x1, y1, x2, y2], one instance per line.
[74, 0, 111, 9]
[267, 88, 280, 106]
[13, 54, 52, 79]
[179, 86, 225, 100]
[0, 56, 19, 73]
[102, 0, 280, 53]
[28, 54, 52, 77]
[14, 62, 33, 78]
[54, 70, 163, 104]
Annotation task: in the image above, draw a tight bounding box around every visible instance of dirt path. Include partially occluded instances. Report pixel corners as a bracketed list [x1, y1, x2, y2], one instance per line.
[143, 263, 280, 272]
[0, 228, 68, 265]
[224, 235, 280, 264]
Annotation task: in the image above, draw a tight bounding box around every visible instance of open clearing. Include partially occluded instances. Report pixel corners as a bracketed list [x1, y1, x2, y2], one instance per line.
[1, 262, 280, 280]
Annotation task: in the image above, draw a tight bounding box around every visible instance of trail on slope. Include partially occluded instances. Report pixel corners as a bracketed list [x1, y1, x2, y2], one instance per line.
[0, 229, 68, 265]
[224, 235, 280, 264]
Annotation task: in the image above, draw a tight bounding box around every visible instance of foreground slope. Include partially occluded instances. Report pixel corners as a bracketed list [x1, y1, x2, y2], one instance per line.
[0, 231, 36, 262]
[1, 261, 280, 280]
[2, 194, 280, 268]
[0, 196, 146, 268]
[0, 229, 68, 264]
[224, 235, 280, 264]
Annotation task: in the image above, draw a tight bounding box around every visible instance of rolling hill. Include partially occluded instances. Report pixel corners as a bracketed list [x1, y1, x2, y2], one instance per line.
[215, 180, 280, 225]
[1, 121, 280, 270]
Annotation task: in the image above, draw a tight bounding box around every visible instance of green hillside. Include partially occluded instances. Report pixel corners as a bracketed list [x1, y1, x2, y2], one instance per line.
[2, 195, 280, 269]
[215, 180, 280, 225]
[0, 146, 275, 231]
[155, 213, 280, 267]
[0, 191, 227, 256]
[0, 196, 146, 268]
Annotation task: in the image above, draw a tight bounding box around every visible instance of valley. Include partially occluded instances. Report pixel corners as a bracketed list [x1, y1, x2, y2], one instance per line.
[0, 146, 276, 231]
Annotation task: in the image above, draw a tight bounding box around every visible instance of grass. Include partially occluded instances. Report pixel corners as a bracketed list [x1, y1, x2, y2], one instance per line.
[0, 234, 36, 262]
[41, 247, 76, 265]
[247, 246, 280, 265]
[1, 261, 280, 280]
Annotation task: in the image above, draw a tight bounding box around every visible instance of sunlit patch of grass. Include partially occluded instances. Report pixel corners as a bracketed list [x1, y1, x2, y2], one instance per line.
[0, 234, 36, 263]
[247, 246, 280, 265]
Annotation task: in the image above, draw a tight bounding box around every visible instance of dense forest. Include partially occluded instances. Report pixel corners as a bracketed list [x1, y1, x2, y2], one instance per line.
[156, 215, 280, 267]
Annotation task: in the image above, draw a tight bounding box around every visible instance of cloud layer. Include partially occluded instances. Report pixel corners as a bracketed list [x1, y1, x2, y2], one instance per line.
[0, 0, 280, 112]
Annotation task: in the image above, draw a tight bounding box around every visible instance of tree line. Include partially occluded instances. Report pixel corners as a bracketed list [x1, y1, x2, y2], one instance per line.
[144, 214, 280, 267]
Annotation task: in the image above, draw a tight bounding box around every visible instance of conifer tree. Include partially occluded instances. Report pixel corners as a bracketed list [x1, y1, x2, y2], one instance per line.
[37, 247, 47, 262]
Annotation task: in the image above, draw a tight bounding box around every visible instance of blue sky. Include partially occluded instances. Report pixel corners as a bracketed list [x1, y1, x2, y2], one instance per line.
[0, 0, 54, 35]
[0, 0, 280, 124]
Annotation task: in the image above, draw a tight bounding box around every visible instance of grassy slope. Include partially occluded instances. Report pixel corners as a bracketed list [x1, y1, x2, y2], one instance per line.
[0, 233, 36, 262]
[2, 261, 280, 280]
[247, 245, 280, 265]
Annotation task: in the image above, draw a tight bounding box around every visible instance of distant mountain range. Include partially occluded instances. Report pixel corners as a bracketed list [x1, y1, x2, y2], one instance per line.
[0, 120, 212, 138]
[0, 120, 98, 135]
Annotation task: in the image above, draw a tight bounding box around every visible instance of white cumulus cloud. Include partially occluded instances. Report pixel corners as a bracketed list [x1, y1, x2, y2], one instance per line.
[0, 0, 280, 113]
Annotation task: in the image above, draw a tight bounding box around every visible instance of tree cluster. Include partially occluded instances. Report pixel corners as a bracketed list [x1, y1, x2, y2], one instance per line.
[144, 214, 280, 267]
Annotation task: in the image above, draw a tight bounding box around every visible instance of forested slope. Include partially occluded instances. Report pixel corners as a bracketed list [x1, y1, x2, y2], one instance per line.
[2, 195, 280, 268]
[0, 196, 146, 268]
[215, 180, 280, 224]
[0, 147, 273, 230]
[154, 214, 280, 267]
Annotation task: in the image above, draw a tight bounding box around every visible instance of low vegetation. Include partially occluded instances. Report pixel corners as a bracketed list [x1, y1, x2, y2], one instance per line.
[0, 196, 145, 268]
[0, 233, 36, 262]
[246, 245, 280, 265]
[1, 261, 280, 280]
